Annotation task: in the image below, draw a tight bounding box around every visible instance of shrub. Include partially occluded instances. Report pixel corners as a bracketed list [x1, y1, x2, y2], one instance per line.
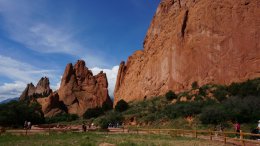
[227, 78, 260, 97]
[102, 102, 112, 111]
[213, 86, 229, 102]
[191, 81, 199, 89]
[200, 105, 228, 125]
[164, 101, 203, 119]
[165, 90, 177, 101]
[222, 96, 260, 123]
[45, 113, 79, 123]
[115, 100, 128, 112]
[97, 111, 123, 129]
[83, 107, 104, 119]
[98, 117, 109, 129]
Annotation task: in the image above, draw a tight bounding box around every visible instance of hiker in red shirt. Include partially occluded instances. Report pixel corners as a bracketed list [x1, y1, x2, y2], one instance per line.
[235, 121, 240, 137]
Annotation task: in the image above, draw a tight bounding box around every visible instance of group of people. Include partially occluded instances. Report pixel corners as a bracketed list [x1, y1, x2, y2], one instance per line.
[82, 123, 94, 132]
[24, 121, 32, 129]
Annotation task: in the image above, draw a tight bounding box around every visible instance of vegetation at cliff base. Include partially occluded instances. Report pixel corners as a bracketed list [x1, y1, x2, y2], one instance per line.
[115, 99, 129, 112]
[121, 78, 260, 130]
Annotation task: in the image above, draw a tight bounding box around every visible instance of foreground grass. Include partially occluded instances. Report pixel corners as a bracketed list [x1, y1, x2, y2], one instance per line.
[0, 132, 232, 146]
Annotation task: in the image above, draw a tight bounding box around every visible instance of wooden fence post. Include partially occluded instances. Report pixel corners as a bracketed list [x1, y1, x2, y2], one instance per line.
[223, 133, 226, 144]
[240, 130, 245, 146]
[210, 130, 212, 140]
[48, 124, 50, 135]
[194, 130, 197, 138]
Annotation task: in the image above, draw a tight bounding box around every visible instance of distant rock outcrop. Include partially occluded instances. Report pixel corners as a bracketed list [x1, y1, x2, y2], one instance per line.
[19, 60, 112, 117]
[58, 60, 112, 116]
[19, 77, 52, 101]
[114, 0, 260, 104]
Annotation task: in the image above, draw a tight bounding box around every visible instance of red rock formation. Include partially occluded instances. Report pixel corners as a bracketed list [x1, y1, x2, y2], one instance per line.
[35, 77, 52, 96]
[58, 60, 112, 116]
[19, 77, 52, 101]
[36, 92, 66, 117]
[19, 83, 36, 101]
[114, 0, 260, 104]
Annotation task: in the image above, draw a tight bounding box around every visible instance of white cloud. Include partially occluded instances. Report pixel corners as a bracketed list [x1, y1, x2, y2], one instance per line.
[0, 55, 58, 101]
[0, 0, 111, 68]
[50, 76, 62, 91]
[0, 81, 26, 101]
[0, 55, 55, 83]
[91, 66, 119, 98]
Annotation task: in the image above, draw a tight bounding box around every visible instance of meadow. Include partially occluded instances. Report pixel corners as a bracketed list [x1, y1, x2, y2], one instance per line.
[0, 132, 232, 146]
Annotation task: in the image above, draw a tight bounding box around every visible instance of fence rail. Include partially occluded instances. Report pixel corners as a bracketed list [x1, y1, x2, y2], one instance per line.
[132, 128, 260, 146]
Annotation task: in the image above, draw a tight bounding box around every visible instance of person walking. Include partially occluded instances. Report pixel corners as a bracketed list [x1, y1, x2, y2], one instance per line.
[234, 121, 240, 138]
[24, 121, 28, 129]
[27, 121, 31, 129]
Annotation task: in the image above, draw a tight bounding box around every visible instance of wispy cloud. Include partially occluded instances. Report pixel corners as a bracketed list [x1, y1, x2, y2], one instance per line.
[0, 0, 83, 55]
[0, 0, 109, 68]
[0, 55, 55, 83]
[0, 55, 58, 101]
[0, 81, 26, 100]
[91, 66, 119, 98]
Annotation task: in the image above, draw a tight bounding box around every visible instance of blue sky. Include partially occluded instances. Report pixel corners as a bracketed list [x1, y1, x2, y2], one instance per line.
[0, 0, 160, 101]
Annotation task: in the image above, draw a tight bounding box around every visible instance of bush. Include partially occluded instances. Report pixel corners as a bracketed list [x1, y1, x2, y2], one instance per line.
[102, 102, 112, 111]
[115, 100, 128, 112]
[191, 81, 199, 89]
[45, 113, 79, 123]
[83, 107, 104, 119]
[227, 78, 260, 97]
[200, 105, 228, 125]
[163, 101, 204, 119]
[165, 90, 177, 101]
[97, 111, 123, 129]
[213, 86, 229, 102]
[222, 96, 260, 123]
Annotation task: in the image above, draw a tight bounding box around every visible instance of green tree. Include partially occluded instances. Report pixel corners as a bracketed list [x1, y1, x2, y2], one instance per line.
[115, 100, 128, 112]
[191, 81, 199, 89]
[83, 107, 104, 119]
[200, 106, 228, 125]
[165, 90, 177, 101]
[0, 101, 44, 127]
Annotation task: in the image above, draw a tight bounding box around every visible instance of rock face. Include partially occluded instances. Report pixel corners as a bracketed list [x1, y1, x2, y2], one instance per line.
[19, 83, 36, 101]
[114, 0, 260, 104]
[58, 60, 112, 116]
[35, 77, 52, 96]
[19, 77, 52, 101]
[36, 92, 66, 117]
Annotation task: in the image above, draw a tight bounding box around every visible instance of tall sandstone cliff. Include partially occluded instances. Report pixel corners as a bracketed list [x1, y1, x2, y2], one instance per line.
[114, 0, 260, 104]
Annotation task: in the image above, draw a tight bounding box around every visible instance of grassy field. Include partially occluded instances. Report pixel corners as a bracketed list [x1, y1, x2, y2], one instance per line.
[0, 132, 232, 146]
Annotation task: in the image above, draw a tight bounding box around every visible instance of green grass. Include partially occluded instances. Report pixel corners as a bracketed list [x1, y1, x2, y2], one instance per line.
[0, 132, 231, 146]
